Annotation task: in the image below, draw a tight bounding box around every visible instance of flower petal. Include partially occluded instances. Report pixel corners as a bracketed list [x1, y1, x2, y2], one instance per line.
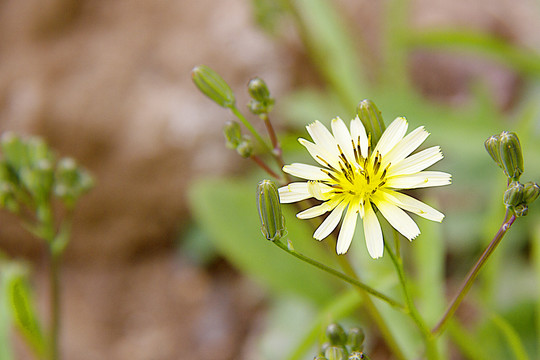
[385, 171, 452, 189]
[297, 200, 339, 219]
[350, 116, 369, 159]
[313, 201, 346, 240]
[363, 203, 384, 258]
[382, 126, 429, 168]
[278, 182, 311, 203]
[283, 163, 330, 180]
[336, 201, 359, 254]
[384, 190, 445, 222]
[389, 146, 443, 176]
[306, 121, 339, 158]
[331, 117, 356, 165]
[374, 193, 420, 240]
[374, 117, 408, 157]
[298, 138, 340, 169]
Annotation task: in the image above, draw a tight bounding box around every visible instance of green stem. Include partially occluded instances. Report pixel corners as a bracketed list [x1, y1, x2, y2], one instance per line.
[230, 106, 272, 154]
[48, 250, 61, 360]
[335, 254, 408, 360]
[274, 240, 405, 310]
[385, 239, 440, 360]
[432, 213, 516, 336]
[250, 155, 280, 179]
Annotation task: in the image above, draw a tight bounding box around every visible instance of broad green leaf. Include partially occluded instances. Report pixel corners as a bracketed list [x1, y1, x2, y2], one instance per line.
[189, 177, 338, 304]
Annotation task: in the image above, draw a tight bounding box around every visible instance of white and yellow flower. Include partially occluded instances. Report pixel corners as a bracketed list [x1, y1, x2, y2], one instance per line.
[278, 116, 451, 258]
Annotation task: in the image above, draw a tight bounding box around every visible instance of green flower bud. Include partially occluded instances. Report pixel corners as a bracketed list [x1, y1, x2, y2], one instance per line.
[325, 346, 346, 360]
[27, 137, 54, 163]
[256, 180, 286, 241]
[498, 131, 523, 180]
[54, 157, 94, 207]
[326, 323, 347, 346]
[223, 121, 242, 149]
[347, 328, 365, 352]
[20, 159, 54, 201]
[514, 203, 528, 217]
[0, 183, 19, 213]
[1, 132, 28, 171]
[191, 65, 235, 108]
[503, 181, 524, 208]
[236, 139, 253, 158]
[356, 99, 385, 145]
[484, 135, 502, 168]
[248, 77, 271, 102]
[247, 77, 275, 115]
[523, 181, 540, 204]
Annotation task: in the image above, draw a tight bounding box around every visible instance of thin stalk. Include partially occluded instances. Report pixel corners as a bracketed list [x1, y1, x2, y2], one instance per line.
[48, 251, 61, 360]
[335, 255, 408, 360]
[230, 106, 272, 154]
[432, 213, 517, 336]
[274, 240, 405, 310]
[260, 113, 281, 159]
[385, 240, 440, 360]
[251, 155, 280, 179]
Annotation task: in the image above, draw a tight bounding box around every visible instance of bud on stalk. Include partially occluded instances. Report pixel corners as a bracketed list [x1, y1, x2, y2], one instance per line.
[356, 100, 385, 145]
[498, 131, 523, 180]
[191, 65, 235, 108]
[256, 180, 286, 241]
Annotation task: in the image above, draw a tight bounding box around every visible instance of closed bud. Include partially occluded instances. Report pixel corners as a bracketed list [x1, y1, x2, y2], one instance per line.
[523, 181, 540, 204]
[326, 323, 347, 346]
[503, 181, 524, 208]
[236, 139, 253, 158]
[325, 346, 346, 360]
[484, 135, 502, 168]
[1, 132, 28, 171]
[256, 180, 286, 241]
[27, 137, 54, 164]
[499, 131, 523, 180]
[247, 77, 275, 115]
[248, 77, 271, 102]
[191, 65, 235, 108]
[347, 328, 365, 352]
[54, 157, 94, 207]
[514, 203, 528, 217]
[223, 121, 242, 149]
[356, 100, 385, 145]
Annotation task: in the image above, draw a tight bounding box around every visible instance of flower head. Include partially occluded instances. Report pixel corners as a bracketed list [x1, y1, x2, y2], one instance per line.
[279, 116, 451, 258]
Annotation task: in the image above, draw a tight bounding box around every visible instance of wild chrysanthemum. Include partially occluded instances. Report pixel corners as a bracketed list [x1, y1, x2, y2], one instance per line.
[278, 116, 451, 258]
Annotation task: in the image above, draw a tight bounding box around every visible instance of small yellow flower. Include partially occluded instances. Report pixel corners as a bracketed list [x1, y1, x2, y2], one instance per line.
[279, 116, 451, 258]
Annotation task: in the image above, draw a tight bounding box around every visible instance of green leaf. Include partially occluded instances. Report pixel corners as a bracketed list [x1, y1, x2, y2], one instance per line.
[189, 177, 338, 304]
[5, 264, 47, 358]
[0, 260, 14, 360]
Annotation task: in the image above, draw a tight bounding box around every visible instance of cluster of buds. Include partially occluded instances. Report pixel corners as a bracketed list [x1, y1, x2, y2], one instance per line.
[0, 132, 94, 215]
[256, 180, 286, 241]
[314, 323, 370, 360]
[247, 77, 274, 116]
[485, 131, 539, 217]
[223, 121, 253, 158]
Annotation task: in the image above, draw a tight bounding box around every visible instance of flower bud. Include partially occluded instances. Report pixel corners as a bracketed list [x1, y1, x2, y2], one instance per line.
[256, 180, 286, 241]
[236, 139, 253, 158]
[498, 131, 523, 180]
[191, 65, 235, 108]
[223, 121, 242, 149]
[523, 181, 540, 204]
[326, 323, 347, 346]
[248, 77, 271, 102]
[1, 132, 28, 171]
[247, 77, 275, 115]
[347, 328, 365, 352]
[356, 99, 385, 145]
[484, 135, 502, 168]
[54, 157, 94, 207]
[324, 346, 346, 360]
[503, 181, 524, 208]
[514, 203, 528, 217]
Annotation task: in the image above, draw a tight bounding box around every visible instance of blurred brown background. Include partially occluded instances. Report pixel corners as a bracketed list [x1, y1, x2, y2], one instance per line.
[0, 0, 536, 359]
